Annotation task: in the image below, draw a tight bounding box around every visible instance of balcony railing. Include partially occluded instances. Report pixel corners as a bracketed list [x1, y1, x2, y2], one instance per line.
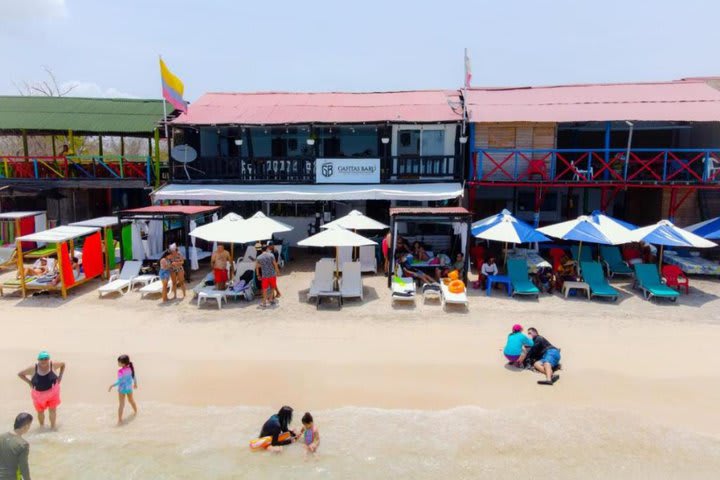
[176, 155, 463, 183]
[470, 148, 720, 185]
[0, 155, 154, 184]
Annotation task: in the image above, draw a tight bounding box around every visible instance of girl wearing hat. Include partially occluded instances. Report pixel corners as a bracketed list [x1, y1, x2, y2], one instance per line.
[503, 325, 534, 368]
[17, 351, 65, 429]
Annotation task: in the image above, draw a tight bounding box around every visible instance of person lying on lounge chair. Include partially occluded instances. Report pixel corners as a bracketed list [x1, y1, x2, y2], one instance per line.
[534, 266, 555, 294]
[20, 258, 48, 278]
[399, 253, 435, 285]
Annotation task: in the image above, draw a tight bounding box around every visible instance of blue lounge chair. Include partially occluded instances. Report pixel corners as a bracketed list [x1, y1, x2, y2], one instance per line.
[570, 245, 594, 262]
[507, 259, 539, 298]
[599, 245, 634, 278]
[633, 263, 679, 302]
[581, 261, 619, 301]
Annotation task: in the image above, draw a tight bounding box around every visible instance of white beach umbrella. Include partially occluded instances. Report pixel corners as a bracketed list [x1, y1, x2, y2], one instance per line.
[298, 226, 377, 274]
[248, 211, 294, 234]
[627, 219, 716, 266]
[189, 212, 245, 244]
[321, 210, 388, 231]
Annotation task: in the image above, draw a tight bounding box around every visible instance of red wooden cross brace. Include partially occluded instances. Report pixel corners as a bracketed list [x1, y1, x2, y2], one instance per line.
[482, 151, 514, 180]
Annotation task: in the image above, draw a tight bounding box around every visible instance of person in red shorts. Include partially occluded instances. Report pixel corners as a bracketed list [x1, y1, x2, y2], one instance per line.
[17, 351, 65, 430]
[256, 244, 280, 308]
[211, 244, 232, 290]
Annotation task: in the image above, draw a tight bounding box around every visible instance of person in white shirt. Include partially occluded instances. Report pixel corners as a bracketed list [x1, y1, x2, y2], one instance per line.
[479, 257, 499, 289]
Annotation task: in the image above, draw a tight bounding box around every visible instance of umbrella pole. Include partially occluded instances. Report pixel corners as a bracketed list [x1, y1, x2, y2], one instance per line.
[658, 244, 664, 269]
[230, 243, 235, 279]
[577, 240, 583, 274]
[335, 246, 340, 288]
[503, 242, 508, 270]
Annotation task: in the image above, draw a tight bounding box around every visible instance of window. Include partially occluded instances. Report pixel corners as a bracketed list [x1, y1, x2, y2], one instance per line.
[318, 126, 378, 157]
[517, 192, 558, 213]
[396, 128, 445, 156]
[199, 128, 218, 157]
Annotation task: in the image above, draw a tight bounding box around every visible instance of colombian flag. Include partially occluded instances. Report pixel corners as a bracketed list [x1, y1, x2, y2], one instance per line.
[159, 57, 187, 112]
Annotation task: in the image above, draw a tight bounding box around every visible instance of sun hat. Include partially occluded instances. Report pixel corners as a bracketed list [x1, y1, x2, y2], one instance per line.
[512, 324, 523, 332]
[169, 243, 177, 251]
[37, 351, 50, 360]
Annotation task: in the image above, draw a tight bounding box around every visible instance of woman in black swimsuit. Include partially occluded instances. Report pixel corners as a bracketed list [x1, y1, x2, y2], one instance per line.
[17, 351, 65, 429]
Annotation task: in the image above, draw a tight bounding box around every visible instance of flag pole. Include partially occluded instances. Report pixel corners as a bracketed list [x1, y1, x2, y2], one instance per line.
[159, 55, 170, 141]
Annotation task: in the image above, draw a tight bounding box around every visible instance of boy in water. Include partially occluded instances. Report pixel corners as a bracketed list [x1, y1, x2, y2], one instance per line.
[299, 412, 320, 457]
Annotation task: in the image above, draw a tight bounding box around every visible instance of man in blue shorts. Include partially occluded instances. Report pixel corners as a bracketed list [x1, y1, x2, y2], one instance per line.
[527, 327, 561, 386]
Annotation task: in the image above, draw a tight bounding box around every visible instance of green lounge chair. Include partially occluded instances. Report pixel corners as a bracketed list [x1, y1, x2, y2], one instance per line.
[570, 245, 593, 262]
[599, 245, 634, 278]
[581, 261, 619, 301]
[507, 259, 539, 298]
[633, 263, 679, 302]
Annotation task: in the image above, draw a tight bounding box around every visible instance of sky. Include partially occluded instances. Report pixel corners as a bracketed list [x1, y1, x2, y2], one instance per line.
[0, 0, 718, 102]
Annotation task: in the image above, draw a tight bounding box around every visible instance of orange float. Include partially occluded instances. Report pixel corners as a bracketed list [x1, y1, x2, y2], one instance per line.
[448, 279, 465, 293]
[448, 270, 460, 281]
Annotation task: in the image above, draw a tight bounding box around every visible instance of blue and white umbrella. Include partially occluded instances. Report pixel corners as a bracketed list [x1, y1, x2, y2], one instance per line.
[686, 216, 720, 240]
[472, 209, 550, 244]
[627, 219, 716, 266]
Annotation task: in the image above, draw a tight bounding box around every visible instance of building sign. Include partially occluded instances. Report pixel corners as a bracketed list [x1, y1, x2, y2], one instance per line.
[315, 158, 380, 184]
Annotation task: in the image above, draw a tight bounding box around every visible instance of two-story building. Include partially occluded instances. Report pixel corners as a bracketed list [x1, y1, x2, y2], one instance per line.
[464, 78, 720, 227]
[156, 90, 466, 244]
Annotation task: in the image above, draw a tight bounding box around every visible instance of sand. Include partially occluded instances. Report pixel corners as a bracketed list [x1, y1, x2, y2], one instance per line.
[1, 256, 720, 478]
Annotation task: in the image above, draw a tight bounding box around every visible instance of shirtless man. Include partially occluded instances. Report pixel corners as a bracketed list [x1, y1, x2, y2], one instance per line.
[211, 244, 232, 290]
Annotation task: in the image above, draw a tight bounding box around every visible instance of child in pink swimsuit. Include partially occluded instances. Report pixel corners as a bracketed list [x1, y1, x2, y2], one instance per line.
[107, 354, 138, 425]
[299, 412, 320, 456]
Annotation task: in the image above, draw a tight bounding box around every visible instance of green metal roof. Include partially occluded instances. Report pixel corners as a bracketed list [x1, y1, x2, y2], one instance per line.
[0, 96, 168, 136]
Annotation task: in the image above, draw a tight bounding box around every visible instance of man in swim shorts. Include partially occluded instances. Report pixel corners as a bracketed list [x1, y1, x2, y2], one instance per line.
[527, 328, 561, 385]
[256, 245, 280, 308]
[0, 412, 33, 480]
[211, 244, 231, 290]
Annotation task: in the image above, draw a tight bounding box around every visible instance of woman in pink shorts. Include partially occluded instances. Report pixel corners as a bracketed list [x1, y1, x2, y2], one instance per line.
[17, 351, 65, 429]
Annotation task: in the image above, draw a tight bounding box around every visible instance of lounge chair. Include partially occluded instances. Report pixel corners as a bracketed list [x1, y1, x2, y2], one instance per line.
[308, 260, 336, 303]
[599, 245, 634, 278]
[439, 281, 469, 310]
[0, 246, 17, 271]
[225, 264, 256, 301]
[98, 260, 142, 298]
[240, 245, 257, 262]
[359, 245, 377, 273]
[391, 276, 416, 305]
[338, 247, 353, 267]
[570, 245, 594, 263]
[422, 283, 442, 303]
[139, 278, 171, 299]
[339, 261, 363, 301]
[580, 261, 619, 301]
[633, 263, 679, 302]
[507, 259, 540, 298]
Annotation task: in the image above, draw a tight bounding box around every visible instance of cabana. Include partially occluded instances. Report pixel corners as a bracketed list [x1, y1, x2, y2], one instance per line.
[118, 205, 221, 280]
[0, 211, 47, 254]
[388, 207, 472, 287]
[69, 216, 127, 278]
[15, 225, 103, 298]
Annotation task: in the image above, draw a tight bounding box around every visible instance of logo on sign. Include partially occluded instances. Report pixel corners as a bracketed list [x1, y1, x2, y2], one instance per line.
[321, 162, 334, 177]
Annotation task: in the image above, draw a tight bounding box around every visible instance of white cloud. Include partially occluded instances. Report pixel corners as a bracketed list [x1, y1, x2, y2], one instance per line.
[0, 0, 68, 21]
[62, 81, 138, 99]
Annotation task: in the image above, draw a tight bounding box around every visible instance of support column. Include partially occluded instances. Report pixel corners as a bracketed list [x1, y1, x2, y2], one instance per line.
[51, 136, 57, 157]
[603, 121, 611, 181]
[98, 135, 103, 156]
[154, 128, 161, 188]
[21, 130, 29, 157]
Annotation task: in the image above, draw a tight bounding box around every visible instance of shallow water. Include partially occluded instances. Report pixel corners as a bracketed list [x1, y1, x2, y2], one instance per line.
[9, 403, 720, 479]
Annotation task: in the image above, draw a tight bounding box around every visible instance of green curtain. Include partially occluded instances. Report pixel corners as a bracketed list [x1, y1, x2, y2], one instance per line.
[106, 229, 116, 270]
[121, 224, 133, 261]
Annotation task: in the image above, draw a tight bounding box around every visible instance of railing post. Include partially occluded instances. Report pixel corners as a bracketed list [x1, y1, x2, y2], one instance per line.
[33, 158, 39, 179]
[703, 151, 710, 182]
[119, 155, 125, 178]
[662, 151, 668, 182]
[2, 157, 8, 178]
[513, 151, 519, 180]
[146, 156, 151, 184]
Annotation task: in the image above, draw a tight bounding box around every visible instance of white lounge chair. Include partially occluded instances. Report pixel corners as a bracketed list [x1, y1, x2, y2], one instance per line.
[241, 245, 257, 262]
[0, 246, 17, 271]
[308, 260, 335, 302]
[98, 260, 142, 298]
[340, 261, 363, 301]
[338, 246, 353, 267]
[359, 245, 377, 273]
[391, 277, 416, 305]
[139, 278, 171, 299]
[440, 281, 469, 311]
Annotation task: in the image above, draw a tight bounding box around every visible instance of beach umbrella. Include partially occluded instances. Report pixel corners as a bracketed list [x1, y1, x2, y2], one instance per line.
[321, 210, 388, 231]
[248, 211, 294, 234]
[686, 216, 720, 240]
[472, 209, 550, 266]
[189, 212, 245, 244]
[627, 219, 716, 267]
[298, 226, 376, 274]
[537, 211, 635, 263]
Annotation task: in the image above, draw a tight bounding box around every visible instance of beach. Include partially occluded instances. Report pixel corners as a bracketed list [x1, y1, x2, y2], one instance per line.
[1, 258, 720, 479]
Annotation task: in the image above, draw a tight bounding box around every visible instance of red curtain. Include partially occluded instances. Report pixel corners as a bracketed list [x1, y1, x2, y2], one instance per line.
[60, 242, 75, 287]
[19, 217, 35, 250]
[81, 232, 103, 279]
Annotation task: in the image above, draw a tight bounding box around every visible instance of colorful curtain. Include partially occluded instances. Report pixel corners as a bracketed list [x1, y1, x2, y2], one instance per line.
[106, 229, 116, 270]
[121, 224, 133, 261]
[19, 217, 35, 250]
[82, 232, 103, 279]
[60, 242, 75, 287]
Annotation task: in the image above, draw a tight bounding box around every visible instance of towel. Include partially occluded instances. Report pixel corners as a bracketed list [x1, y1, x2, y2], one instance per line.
[121, 224, 133, 261]
[189, 220, 199, 270]
[34, 213, 47, 247]
[106, 228, 116, 269]
[131, 222, 145, 260]
[148, 220, 164, 256]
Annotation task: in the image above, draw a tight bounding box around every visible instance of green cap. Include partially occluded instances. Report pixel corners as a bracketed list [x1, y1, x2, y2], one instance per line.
[37, 351, 50, 360]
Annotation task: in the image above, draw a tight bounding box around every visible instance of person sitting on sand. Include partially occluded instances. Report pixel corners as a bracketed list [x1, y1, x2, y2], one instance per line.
[299, 412, 320, 456]
[503, 324, 534, 367]
[259, 406, 297, 451]
[399, 253, 435, 284]
[526, 327, 561, 385]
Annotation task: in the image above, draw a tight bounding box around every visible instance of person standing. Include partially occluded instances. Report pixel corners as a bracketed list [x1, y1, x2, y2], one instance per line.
[256, 245, 280, 308]
[107, 355, 138, 425]
[167, 243, 186, 299]
[211, 244, 232, 290]
[0, 412, 33, 480]
[381, 231, 391, 275]
[158, 251, 171, 303]
[17, 352, 65, 429]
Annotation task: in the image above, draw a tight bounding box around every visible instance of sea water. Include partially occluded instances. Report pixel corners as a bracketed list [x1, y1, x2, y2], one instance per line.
[11, 403, 720, 479]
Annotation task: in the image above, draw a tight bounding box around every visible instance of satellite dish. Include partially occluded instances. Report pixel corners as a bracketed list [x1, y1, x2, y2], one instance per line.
[171, 145, 197, 164]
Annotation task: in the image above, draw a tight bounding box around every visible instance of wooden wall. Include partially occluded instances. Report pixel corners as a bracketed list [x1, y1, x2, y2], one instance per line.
[473, 122, 557, 179]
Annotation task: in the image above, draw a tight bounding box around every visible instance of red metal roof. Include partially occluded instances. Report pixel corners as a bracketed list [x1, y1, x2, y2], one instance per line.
[171, 90, 462, 125]
[121, 205, 220, 216]
[390, 207, 471, 217]
[465, 79, 720, 123]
